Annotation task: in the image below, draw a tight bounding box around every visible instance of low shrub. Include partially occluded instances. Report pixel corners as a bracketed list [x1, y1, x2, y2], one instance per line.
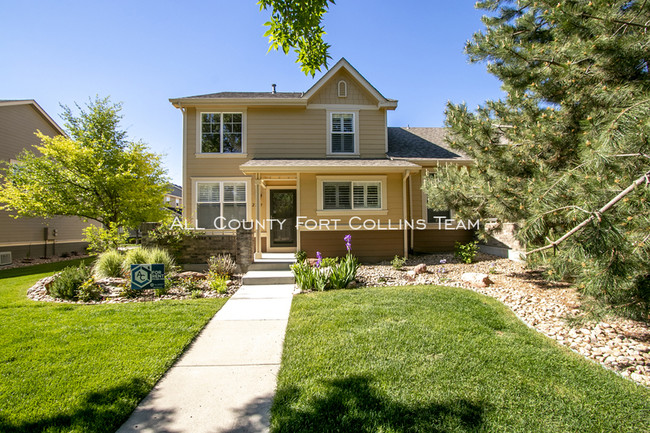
[208, 274, 228, 294]
[121, 248, 150, 276]
[93, 249, 124, 278]
[208, 254, 237, 277]
[48, 265, 93, 300]
[77, 278, 103, 302]
[178, 277, 203, 293]
[455, 240, 479, 264]
[154, 287, 168, 297]
[146, 247, 176, 273]
[120, 247, 176, 277]
[391, 255, 406, 270]
[294, 250, 307, 263]
[191, 289, 203, 299]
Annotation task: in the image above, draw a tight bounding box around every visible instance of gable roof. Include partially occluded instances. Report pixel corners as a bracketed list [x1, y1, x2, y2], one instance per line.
[387, 127, 472, 162]
[169, 58, 397, 109]
[0, 99, 66, 136]
[302, 58, 397, 108]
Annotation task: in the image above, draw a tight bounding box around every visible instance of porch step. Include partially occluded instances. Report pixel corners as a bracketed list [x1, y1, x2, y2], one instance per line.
[241, 270, 295, 285]
[249, 253, 296, 271]
[249, 262, 293, 271]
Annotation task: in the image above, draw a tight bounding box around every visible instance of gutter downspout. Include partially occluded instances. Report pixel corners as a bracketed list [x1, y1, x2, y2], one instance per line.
[409, 172, 414, 249]
[255, 174, 262, 259]
[179, 103, 188, 226]
[402, 170, 410, 259]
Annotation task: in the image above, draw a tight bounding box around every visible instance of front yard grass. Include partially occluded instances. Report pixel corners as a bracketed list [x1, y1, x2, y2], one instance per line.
[271, 285, 650, 432]
[0, 259, 227, 433]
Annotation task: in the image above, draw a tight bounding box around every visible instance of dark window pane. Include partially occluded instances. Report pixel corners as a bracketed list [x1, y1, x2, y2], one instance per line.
[197, 203, 221, 229]
[223, 133, 242, 153]
[202, 134, 220, 153]
[427, 209, 451, 223]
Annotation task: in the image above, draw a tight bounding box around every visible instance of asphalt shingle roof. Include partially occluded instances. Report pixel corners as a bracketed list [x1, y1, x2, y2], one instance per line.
[180, 92, 304, 99]
[241, 159, 420, 168]
[387, 127, 471, 161]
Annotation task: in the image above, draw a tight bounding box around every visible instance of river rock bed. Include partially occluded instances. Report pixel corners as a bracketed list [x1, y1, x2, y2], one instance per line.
[27, 273, 241, 304]
[357, 253, 650, 388]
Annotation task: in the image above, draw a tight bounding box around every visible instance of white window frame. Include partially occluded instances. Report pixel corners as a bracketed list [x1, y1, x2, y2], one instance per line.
[196, 111, 247, 157]
[327, 110, 359, 156]
[192, 178, 251, 230]
[317, 175, 387, 215]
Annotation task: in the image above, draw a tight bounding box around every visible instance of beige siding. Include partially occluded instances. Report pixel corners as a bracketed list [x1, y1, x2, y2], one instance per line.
[297, 172, 404, 223]
[308, 69, 378, 106]
[301, 230, 403, 263]
[358, 110, 386, 157]
[0, 103, 91, 257]
[412, 229, 474, 253]
[248, 107, 328, 158]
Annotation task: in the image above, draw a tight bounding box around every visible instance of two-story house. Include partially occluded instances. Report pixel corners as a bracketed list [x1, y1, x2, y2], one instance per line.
[0, 100, 92, 263]
[170, 58, 474, 262]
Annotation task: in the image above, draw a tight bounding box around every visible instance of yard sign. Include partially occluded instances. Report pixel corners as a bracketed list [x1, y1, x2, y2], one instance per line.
[131, 264, 165, 290]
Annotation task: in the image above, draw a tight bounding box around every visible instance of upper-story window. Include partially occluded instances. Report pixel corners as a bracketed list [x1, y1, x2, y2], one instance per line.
[329, 112, 356, 154]
[201, 113, 243, 153]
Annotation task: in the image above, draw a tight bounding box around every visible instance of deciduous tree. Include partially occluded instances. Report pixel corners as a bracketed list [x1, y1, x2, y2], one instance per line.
[258, 0, 335, 76]
[0, 97, 170, 232]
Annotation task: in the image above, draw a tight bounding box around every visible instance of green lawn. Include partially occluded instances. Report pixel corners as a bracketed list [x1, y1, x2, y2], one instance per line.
[0, 259, 227, 433]
[271, 286, 650, 433]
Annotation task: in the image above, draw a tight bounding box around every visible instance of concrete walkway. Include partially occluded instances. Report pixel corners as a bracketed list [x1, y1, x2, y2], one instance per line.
[116, 283, 295, 433]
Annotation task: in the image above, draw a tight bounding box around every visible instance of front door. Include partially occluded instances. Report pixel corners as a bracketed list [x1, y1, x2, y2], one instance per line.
[269, 189, 297, 248]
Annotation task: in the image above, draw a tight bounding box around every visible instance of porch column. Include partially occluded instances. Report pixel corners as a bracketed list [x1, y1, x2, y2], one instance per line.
[255, 175, 262, 259]
[402, 170, 410, 259]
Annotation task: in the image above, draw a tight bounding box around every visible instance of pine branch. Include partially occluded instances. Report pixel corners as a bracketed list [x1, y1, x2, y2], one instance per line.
[528, 169, 650, 255]
[580, 12, 650, 29]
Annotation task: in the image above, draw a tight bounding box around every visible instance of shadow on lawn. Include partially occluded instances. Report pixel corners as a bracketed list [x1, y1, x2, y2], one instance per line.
[0, 377, 166, 433]
[271, 375, 486, 433]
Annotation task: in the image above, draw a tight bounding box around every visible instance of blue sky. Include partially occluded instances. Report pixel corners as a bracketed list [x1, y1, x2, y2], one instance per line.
[1, 0, 503, 184]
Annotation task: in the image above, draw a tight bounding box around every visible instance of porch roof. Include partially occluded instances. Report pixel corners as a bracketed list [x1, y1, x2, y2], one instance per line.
[240, 159, 420, 173]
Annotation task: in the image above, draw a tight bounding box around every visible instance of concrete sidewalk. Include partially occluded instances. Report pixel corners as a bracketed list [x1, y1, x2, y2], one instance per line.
[116, 284, 295, 433]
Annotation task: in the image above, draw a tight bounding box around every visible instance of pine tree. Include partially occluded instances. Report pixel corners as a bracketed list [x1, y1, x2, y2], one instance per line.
[424, 0, 650, 319]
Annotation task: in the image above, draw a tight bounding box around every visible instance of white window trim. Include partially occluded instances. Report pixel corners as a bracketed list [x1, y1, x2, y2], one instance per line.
[196, 110, 247, 156]
[316, 175, 387, 215]
[326, 110, 359, 156]
[192, 177, 252, 230]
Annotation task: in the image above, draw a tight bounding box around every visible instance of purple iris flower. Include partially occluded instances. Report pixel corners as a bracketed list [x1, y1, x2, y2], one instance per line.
[316, 251, 323, 268]
[344, 234, 352, 252]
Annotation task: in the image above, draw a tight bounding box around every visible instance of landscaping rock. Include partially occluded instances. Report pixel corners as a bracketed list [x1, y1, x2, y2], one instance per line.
[177, 271, 207, 280]
[413, 264, 428, 275]
[461, 272, 493, 288]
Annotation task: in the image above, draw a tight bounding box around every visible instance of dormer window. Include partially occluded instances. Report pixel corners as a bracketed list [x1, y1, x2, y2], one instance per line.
[328, 112, 358, 155]
[338, 80, 347, 98]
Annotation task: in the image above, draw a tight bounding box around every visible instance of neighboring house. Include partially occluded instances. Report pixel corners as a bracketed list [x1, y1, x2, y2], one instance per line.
[170, 58, 474, 262]
[164, 183, 183, 215]
[0, 100, 91, 263]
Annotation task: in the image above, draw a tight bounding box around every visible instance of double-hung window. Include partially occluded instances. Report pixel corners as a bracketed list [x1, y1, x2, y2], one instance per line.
[322, 181, 381, 210]
[196, 181, 247, 229]
[201, 113, 243, 154]
[330, 113, 356, 154]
